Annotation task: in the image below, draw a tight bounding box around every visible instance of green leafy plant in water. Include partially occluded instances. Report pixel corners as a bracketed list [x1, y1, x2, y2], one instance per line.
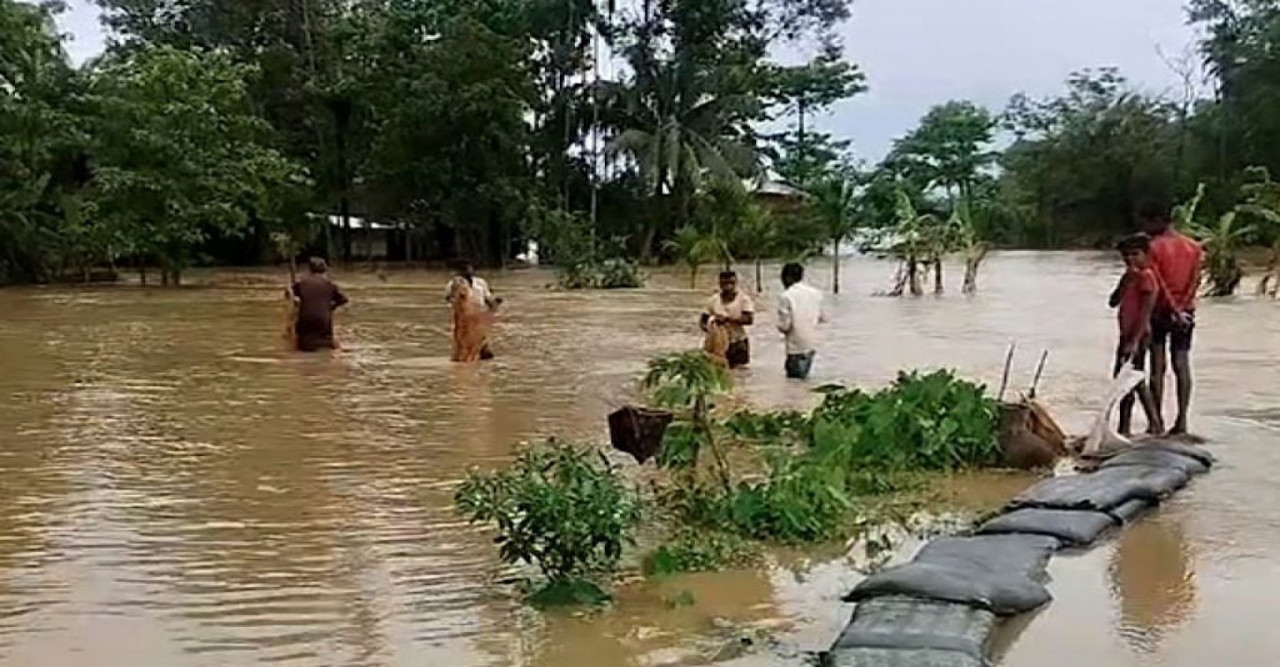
[644, 351, 734, 490]
[454, 442, 642, 607]
[644, 527, 759, 575]
[809, 370, 1000, 472]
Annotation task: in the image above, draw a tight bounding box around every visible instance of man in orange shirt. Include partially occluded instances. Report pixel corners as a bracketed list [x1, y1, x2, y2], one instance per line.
[1138, 201, 1204, 435]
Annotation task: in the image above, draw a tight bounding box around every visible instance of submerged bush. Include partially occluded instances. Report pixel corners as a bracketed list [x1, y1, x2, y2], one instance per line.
[557, 257, 645, 289]
[681, 369, 999, 543]
[644, 528, 759, 575]
[455, 442, 642, 605]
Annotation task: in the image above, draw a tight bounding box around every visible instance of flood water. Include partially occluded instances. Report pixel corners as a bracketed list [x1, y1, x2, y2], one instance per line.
[1, 252, 1278, 666]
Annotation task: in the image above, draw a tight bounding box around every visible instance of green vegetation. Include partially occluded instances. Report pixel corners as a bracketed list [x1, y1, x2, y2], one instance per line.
[455, 443, 642, 607]
[16, 0, 1280, 292]
[457, 353, 1003, 604]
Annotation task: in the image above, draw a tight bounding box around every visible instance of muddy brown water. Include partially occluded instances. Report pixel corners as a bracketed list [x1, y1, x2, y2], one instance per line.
[1, 252, 1278, 666]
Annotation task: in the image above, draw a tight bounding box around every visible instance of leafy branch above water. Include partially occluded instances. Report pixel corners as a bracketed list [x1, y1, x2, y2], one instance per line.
[456, 353, 1003, 607]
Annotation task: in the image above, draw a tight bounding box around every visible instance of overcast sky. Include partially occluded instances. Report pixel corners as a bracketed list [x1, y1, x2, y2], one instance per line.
[53, 0, 1198, 161]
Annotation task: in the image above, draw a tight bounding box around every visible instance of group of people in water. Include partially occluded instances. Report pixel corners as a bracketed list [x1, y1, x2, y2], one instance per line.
[286, 257, 830, 379]
[287, 258, 499, 361]
[286, 198, 1202, 433]
[700, 263, 827, 380]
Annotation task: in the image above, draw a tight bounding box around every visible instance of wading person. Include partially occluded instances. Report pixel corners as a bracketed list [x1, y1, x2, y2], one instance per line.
[701, 271, 754, 369]
[1108, 233, 1164, 436]
[291, 257, 348, 352]
[776, 263, 825, 380]
[446, 262, 499, 362]
[1138, 201, 1204, 435]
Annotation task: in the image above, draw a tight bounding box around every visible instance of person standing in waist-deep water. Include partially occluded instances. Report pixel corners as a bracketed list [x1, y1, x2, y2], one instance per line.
[1138, 201, 1204, 435]
[291, 257, 348, 352]
[776, 263, 826, 380]
[446, 262, 499, 362]
[1109, 233, 1164, 436]
[701, 271, 755, 368]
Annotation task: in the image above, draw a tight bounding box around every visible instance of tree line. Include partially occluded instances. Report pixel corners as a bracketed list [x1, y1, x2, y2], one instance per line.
[4, 0, 1280, 289]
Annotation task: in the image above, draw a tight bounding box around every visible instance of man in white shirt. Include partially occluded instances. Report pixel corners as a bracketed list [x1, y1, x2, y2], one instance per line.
[776, 262, 825, 379]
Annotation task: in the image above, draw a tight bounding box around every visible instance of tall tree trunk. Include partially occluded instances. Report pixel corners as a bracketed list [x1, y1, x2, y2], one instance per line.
[754, 257, 763, 294]
[340, 197, 352, 264]
[908, 259, 923, 296]
[933, 257, 943, 294]
[832, 238, 841, 294]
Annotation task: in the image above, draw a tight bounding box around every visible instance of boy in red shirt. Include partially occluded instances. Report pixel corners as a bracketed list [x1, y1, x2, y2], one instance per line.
[1108, 233, 1164, 436]
[1139, 201, 1204, 435]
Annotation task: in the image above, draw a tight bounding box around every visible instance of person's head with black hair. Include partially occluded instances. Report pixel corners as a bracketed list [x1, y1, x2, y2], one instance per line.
[781, 262, 804, 289]
[1117, 232, 1152, 270]
[718, 270, 738, 298]
[1136, 199, 1172, 236]
[453, 260, 475, 280]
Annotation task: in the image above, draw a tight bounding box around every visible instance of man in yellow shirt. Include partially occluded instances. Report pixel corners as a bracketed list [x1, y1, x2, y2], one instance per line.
[700, 271, 755, 368]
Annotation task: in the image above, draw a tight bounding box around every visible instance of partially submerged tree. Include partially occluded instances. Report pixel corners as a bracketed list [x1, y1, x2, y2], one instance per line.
[806, 170, 859, 293]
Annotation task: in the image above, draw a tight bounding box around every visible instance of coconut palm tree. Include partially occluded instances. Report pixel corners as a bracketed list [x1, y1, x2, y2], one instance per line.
[601, 56, 761, 260]
[665, 224, 719, 289]
[806, 172, 859, 294]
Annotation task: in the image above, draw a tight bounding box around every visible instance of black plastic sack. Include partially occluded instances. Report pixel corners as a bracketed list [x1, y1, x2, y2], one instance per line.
[977, 508, 1116, 547]
[845, 535, 1059, 615]
[826, 647, 985, 667]
[832, 596, 996, 660]
[1098, 448, 1209, 476]
[1109, 498, 1151, 524]
[1007, 466, 1190, 513]
[1147, 441, 1216, 467]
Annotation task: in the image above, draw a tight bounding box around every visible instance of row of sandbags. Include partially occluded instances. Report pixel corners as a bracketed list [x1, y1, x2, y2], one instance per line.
[825, 441, 1215, 666]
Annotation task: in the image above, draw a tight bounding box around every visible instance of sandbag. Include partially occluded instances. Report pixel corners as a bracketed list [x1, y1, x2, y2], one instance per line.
[1146, 441, 1216, 467]
[845, 535, 1059, 615]
[826, 647, 985, 667]
[1098, 447, 1209, 476]
[1007, 466, 1190, 513]
[1109, 498, 1151, 524]
[833, 597, 996, 660]
[977, 508, 1116, 547]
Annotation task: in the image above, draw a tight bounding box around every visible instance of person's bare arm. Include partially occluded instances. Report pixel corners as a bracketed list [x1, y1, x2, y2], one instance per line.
[331, 284, 349, 310]
[736, 311, 755, 326]
[1182, 259, 1203, 314]
[1125, 282, 1159, 354]
[1109, 273, 1129, 308]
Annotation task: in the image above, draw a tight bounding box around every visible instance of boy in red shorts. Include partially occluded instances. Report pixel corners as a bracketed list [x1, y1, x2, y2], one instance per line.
[1138, 201, 1204, 435]
[1108, 233, 1164, 436]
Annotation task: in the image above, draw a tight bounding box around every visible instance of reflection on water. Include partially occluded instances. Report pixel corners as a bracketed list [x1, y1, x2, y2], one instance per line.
[1, 253, 1279, 666]
[1108, 516, 1196, 653]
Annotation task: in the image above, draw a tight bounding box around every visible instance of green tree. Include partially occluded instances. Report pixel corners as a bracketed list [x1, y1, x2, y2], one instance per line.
[805, 170, 859, 293]
[665, 225, 719, 289]
[765, 38, 865, 186]
[887, 100, 996, 205]
[0, 0, 91, 282]
[998, 70, 1180, 246]
[88, 46, 303, 285]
